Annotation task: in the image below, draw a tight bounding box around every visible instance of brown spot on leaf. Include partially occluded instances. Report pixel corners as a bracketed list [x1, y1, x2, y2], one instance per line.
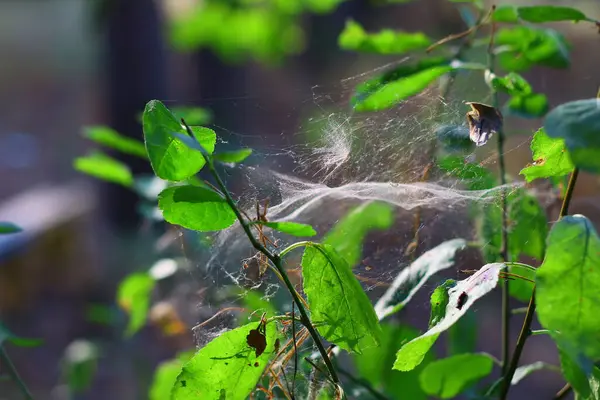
[254, 362, 259, 367]
[247, 327, 267, 357]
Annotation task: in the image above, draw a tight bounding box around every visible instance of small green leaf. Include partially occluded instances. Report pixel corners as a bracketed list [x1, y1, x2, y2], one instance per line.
[536, 215, 600, 360]
[0, 322, 42, 347]
[520, 128, 574, 182]
[117, 273, 156, 336]
[491, 72, 532, 95]
[511, 361, 556, 385]
[172, 321, 278, 400]
[518, 6, 588, 23]
[493, 5, 519, 23]
[142, 100, 216, 181]
[258, 221, 317, 237]
[61, 340, 99, 394]
[0, 222, 22, 234]
[419, 353, 494, 398]
[213, 149, 253, 164]
[74, 151, 133, 187]
[374, 239, 467, 319]
[323, 201, 394, 267]
[302, 244, 381, 353]
[149, 350, 194, 400]
[505, 93, 549, 118]
[339, 19, 431, 55]
[544, 99, 600, 173]
[393, 263, 503, 371]
[170, 106, 213, 126]
[435, 125, 474, 152]
[158, 185, 237, 232]
[82, 126, 147, 158]
[437, 156, 496, 190]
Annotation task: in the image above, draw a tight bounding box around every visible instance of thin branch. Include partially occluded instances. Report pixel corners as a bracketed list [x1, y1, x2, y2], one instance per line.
[0, 346, 34, 400]
[554, 383, 572, 400]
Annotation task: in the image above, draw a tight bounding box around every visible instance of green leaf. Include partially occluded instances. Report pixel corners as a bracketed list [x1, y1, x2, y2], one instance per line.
[257, 221, 317, 237]
[339, 19, 431, 55]
[117, 273, 156, 336]
[323, 201, 394, 267]
[172, 321, 278, 400]
[558, 347, 600, 399]
[536, 215, 600, 361]
[74, 151, 133, 187]
[493, 5, 519, 23]
[491, 72, 532, 95]
[518, 6, 588, 23]
[82, 126, 147, 158]
[419, 353, 494, 398]
[158, 185, 237, 232]
[374, 239, 468, 319]
[142, 100, 216, 181]
[507, 263, 535, 303]
[393, 263, 503, 371]
[505, 93, 549, 118]
[520, 128, 574, 182]
[0, 322, 42, 348]
[61, 340, 99, 394]
[434, 125, 474, 152]
[353, 323, 432, 400]
[149, 351, 195, 400]
[437, 156, 496, 190]
[170, 106, 213, 126]
[213, 149, 253, 164]
[544, 99, 600, 173]
[511, 361, 556, 385]
[0, 222, 22, 234]
[301, 244, 381, 353]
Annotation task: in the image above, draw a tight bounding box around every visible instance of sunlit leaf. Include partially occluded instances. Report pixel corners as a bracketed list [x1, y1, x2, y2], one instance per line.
[323, 201, 394, 267]
[493, 5, 519, 23]
[170, 106, 213, 126]
[518, 6, 588, 23]
[511, 361, 557, 385]
[61, 340, 99, 394]
[0, 222, 22, 235]
[435, 125, 474, 152]
[172, 321, 278, 400]
[520, 128, 574, 182]
[82, 126, 147, 158]
[117, 272, 156, 336]
[142, 100, 216, 181]
[437, 156, 496, 190]
[158, 185, 237, 232]
[302, 244, 381, 353]
[505, 93, 549, 118]
[419, 353, 494, 398]
[213, 149, 253, 164]
[339, 19, 431, 55]
[544, 98, 600, 173]
[258, 221, 317, 237]
[536, 215, 600, 360]
[74, 151, 133, 187]
[491, 72, 532, 95]
[374, 239, 468, 319]
[149, 351, 194, 400]
[393, 263, 503, 371]
[507, 264, 535, 303]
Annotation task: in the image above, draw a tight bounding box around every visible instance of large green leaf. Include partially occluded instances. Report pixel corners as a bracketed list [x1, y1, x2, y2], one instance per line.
[117, 272, 156, 336]
[158, 185, 237, 232]
[83, 126, 147, 158]
[536, 215, 600, 360]
[374, 239, 468, 319]
[74, 151, 133, 187]
[437, 156, 496, 190]
[149, 351, 194, 400]
[0, 222, 22, 234]
[172, 321, 278, 400]
[323, 201, 394, 267]
[518, 6, 588, 23]
[393, 263, 503, 371]
[520, 128, 574, 182]
[301, 244, 381, 353]
[142, 100, 216, 181]
[419, 353, 494, 398]
[258, 221, 317, 237]
[558, 347, 600, 399]
[544, 99, 600, 173]
[339, 19, 431, 55]
[213, 149, 253, 164]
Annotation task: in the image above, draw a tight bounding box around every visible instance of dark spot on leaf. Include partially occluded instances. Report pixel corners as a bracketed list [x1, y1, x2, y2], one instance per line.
[274, 338, 280, 353]
[254, 362, 259, 367]
[457, 291, 468, 310]
[246, 328, 267, 357]
[180, 380, 187, 388]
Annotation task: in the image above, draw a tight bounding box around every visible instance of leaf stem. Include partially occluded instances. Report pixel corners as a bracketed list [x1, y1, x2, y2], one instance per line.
[554, 383, 572, 399]
[559, 168, 579, 218]
[0, 346, 34, 400]
[181, 121, 340, 386]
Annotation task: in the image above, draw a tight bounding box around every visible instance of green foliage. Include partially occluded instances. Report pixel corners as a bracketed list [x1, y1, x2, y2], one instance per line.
[520, 128, 574, 182]
[494, 5, 589, 23]
[437, 156, 496, 190]
[61, 340, 99, 394]
[257, 221, 317, 237]
[117, 273, 156, 337]
[0, 322, 42, 347]
[74, 151, 134, 187]
[301, 244, 382, 353]
[435, 125, 474, 153]
[170, 107, 213, 126]
[558, 348, 600, 399]
[172, 321, 278, 400]
[142, 100, 216, 181]
[213, 149, 253, 164]
[490, 72, 549, 118]
[339, 20, 431, 54]
[149, 351, 195, 400]
[544, 98, 600, 173]
[158, 185, 237, 232]
[536, 215, 600, 361]
[0, 222, 22, 234]
[506, 263, 535, 303]
[419, 353, 494, 398]
[82, 126, 147, 158]
[323, 201, 394, 267]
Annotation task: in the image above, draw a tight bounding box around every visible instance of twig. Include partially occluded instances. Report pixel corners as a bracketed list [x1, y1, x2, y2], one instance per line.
[181, 120, 340, 386]
[554, 383, 572, 399]
[0, 346, 34, 400]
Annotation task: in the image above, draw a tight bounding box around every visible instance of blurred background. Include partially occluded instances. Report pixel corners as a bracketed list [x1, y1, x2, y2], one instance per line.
[1, 0, 599, 399]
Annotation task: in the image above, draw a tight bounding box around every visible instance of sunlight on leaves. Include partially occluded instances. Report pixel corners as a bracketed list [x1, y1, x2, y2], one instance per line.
[74, 151, 133, 187]
[82, 126, 147, 158]
[536, 215, 600, 361]
[213, 148, 253, 164]
[172, 321, 278, 400]
[302, 244, 381, 354]
[0, 222, 22, 235]
[258, 221, 317, 237]
[170, 107, 213, 126]
[339, 19, 431, 55]
[419, 353, 494, 398]
[511, 361, 557, 386]
[158, 185, 237, 232]
[323, 201, 393, 267]
[142, 100, 216, 181]
[117, 273, 156, 337]
[393, 263, 503, 371]
[520, 128, 574, 182]
[149, 351, 195, 400]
